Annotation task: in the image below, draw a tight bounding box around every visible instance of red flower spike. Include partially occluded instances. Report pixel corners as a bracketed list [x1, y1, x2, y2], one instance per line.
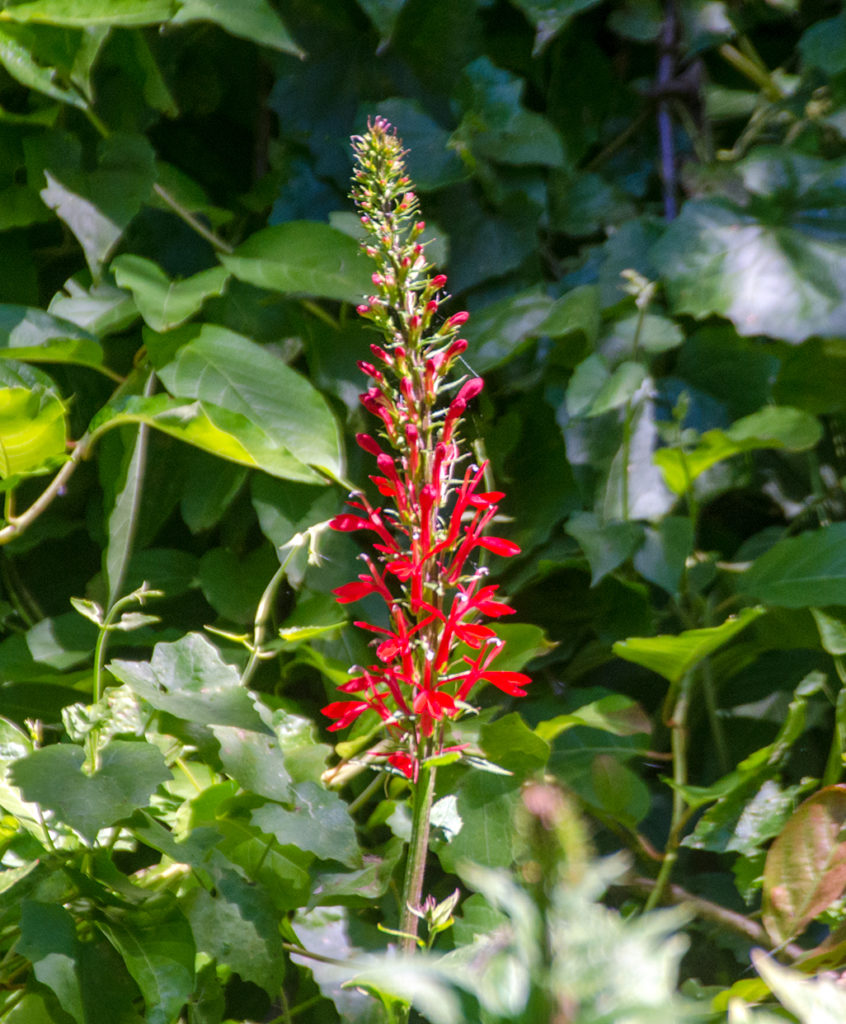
[325, 117, 530, 778]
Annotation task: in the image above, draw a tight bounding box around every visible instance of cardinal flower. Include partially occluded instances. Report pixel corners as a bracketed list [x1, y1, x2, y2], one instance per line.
[322, 117, 530, 780]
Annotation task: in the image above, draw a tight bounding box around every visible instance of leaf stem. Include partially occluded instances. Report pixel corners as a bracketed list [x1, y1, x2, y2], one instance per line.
[0, 439, 90, 546]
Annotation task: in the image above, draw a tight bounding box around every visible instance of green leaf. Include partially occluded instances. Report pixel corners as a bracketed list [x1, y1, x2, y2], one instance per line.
[309, 836, 403, 907]
[654, 407, 822, 495]
[0, 0, 174, 26]
[461, 288, 552, 372]
[633, 517, 694, 595]
[509, 0, 604, 53]
[150, 323, 343, 480]
[111, 255, 228, 332]
[10, 740, 170, 842]
[0, 23, 87, 106]
[211, 723, 292, 801]
[109, 633, 270, 733]
[762, 786, 846, 945]
[811, 607, 846, 656]
[251, 781, 362, 867]
[590, 753, 650, 827]
[369, 98, 465, 190]
[653, 150, 846, 343]
[613, 607, 765, 686]
[435, 771, 519, 871]
[49, 273, 138, 336]
[39, 134, 155, 277]
[172, 0, 304, 56]
[536, 693, 652, 743]
[0, 385, 66, 478]
[17, 902, 84, 1024]
[0, 305, 101, 368]
[183, 870, 285, 997]
[479, 713, 550, 778]
[565, 511, 644, 585]
[221, 221, 373, 304]
[198, 544, 279, 624]
[89, 393, 326, 483]
[537, 284, 600, 346]
[799, 11, 846, 76]
[740, 523, 846, 608]
[99, 906, 195, 1024]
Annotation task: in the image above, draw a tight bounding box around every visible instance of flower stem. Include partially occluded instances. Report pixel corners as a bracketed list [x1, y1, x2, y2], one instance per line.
[399, 760, 437, 953]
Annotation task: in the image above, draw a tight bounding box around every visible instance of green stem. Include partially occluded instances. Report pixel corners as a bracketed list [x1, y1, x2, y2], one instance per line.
[0, 439, 90, 546]
[645, 672, 693, 912]
[718, 42, 783, 102]
[620, 289, 651, 520]
[241, 539, 305, 687]
[399, 760, 437, 954]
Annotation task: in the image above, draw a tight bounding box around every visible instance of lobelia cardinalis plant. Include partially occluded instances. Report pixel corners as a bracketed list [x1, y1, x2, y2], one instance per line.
[322, 116, 530, 954]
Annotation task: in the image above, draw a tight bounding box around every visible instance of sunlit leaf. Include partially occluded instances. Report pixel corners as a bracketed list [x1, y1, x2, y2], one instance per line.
[111, 255, 228, 332]
[0, 385, 66, 479]
[172, 0, 304, 56]
[740, 523, 846, 608]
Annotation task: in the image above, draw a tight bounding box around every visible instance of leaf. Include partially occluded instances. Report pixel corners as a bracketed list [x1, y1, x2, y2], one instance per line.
[613, 606, 765, 686]
[102, 371, 155, 608]
[461, 287, 552, 372]
[172, 0, 304, 56]
[762, 786, 846, 945]
[89, 393, 326, 483]
[478, 713, 550, 778]
[0, 23, 87, 107]
[251, 780, 362, 867]
[565, 511, 644, 586]
[0, 0, 174, 27]
[369, 98, 465, 190]
[435, 771, 520, 872]
[0, 305, 102, 368]
[10, 740, 170, 842]
[211, 724, 292, 801]
[509, 0, 604, 53]
[653, 149, 846, 343]
[655, 407, 822, 495]
[753, 950, 846, 1024]
[221, 221, 373, 304]
[633, 516, 694, 595]
[49, 273, 138, 336]
[109, 633, 270, 733]
[17, 902, 84, 1024]
[309, 837, 404, 907]
[183, 870, 284, 997]
[0, 385, 66, 478]
[740, 523, 846, 608]
[536, 693, 652, 743]
[98, 906, 195, 1024]
[40, 134, 155, 277]
[150, 323, 343, 480]
[111, 255, 229, 332]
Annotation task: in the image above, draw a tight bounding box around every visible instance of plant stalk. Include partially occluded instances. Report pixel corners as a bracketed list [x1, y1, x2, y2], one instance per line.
[399, 760, 437, 953]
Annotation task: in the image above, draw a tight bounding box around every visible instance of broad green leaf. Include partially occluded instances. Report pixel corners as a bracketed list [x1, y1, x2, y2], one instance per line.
[509, 0, 604, 52]
[211, 723, 292, 801]
[753, 950, 846, 1024]
[198, 544, 278, 624]
[0, 305, 101, 368]
[762, 786, 846, 945]
[183, 870, 284, 997]
[49, 273, 138, 336]
[655, 407, 822, 495]
[213, 816, 312, 907]
[309, 836, 404, 907]
[613, 606, 765, 686]
[812, 607, 846, 656]
[633, 516, 694, 595]
[99, 906, 195, 1024]
[0, 385, 66, 478]
[461, 287, 552, 372]
[356, 0, 408, 43]
[221, 221, 372, 304]
[435, 771, 519, 871]
[150, 323, 343, 480]
[536, 694, 652, 743]
[10, 740, 170, 842]
[109, 633, 270, 733]
[251, 780, 362, 867]
[565, 511, 644, 585]
[111, 255, 228, 332]
[653, 150, 846, 343]
[590, 753, 650, 826]
[17, 902, 84, 1024]
[455, 58, 565, 167]
[40, 134, 155, 277]
[172, 0, 304, 56]
[369, 98, 465, 190]
[538, 283, 600, 350]
[0, 0, 174, 26]
[89, 393, 326, 483]
[740, 523, 846, 608]
[799, 11, 846, 75]
[0, 23, 87, 106]
[0, 183, 52, 229]
[479, 713, 549, 778]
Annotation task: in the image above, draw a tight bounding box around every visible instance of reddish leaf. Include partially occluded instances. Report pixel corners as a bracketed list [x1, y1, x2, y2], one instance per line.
[763, 785, 846, 945]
